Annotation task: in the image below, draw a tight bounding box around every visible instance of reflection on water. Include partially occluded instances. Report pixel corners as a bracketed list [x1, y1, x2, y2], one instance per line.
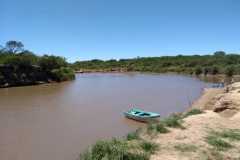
[0, 73, 212, 160]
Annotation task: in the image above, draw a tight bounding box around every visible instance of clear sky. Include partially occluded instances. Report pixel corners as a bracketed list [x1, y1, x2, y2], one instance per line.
[1, 0, 240, 62]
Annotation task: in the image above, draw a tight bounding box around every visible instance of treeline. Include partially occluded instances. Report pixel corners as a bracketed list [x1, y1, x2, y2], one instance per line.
[72, 51, 240, 77]
[0, 41, 75, 87]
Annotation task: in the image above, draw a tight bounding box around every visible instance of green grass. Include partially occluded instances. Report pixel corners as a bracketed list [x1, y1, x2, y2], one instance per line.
[146, 122, 169, 135]
[79, 138, 150, 160]
[205, 135, 233, 151]
[200, 149, 224, 160]
[156, 123, 169, 133]
[122, 152, 150, 160]
[146, 113, 184, 135]
[205, 129, 240, 152]
[126, 129, 140, 140]
[140, 141, 159, 154]
[183, 109, 203, 118]
[147, 123, 156, 134]
[212, 129, 240, 141]
[161, 114, 185, 129]
[174, 143, 197, 152]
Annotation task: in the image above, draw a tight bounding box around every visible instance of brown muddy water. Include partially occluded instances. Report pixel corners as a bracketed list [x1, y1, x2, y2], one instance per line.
[0, 73, 213, 160]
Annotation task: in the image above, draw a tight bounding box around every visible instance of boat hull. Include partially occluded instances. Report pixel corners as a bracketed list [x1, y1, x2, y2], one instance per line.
[124, 112, 160, 122]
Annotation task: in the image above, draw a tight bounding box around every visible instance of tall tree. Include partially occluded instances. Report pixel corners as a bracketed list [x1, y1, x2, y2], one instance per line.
[5, 41, 24, 53]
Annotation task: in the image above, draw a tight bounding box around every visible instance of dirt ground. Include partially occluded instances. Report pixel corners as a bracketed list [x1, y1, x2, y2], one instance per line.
[150, 82, 240, 160]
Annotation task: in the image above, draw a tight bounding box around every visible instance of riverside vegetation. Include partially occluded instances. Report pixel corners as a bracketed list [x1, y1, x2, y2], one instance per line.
[79, 82, 240, 160]
[79, 109, 203, 160]
[80, 89, 240, 160]
[72, 51, 240, 77]
[1, 41, 239, 88]
[0, 41, 75, 87]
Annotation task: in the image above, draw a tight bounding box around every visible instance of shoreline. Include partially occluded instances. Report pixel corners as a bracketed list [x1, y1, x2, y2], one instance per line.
[1, 71, 238, 89]
[190, 82, 240, 117]
[150, 82, 240, 160]
[79, 82, 240, 160]
[189, 87, 224, 111]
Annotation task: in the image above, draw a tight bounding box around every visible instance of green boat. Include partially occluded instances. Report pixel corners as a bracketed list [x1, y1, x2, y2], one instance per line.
[124, 108, 160, 122]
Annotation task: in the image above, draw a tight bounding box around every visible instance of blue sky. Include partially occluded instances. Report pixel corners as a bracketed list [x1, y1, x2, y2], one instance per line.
[1, 0, 240, 62]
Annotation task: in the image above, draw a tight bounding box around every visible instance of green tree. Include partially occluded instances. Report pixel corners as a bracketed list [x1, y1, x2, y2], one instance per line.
[51, 67, 75, 81]
[214, 51, 226, 57]
[211, 66, 219, 75]
[203, 67, 210, 76]
[4, 41, 24, 54]
[225, 66, 235, 77]
[38, 55, 67, 71]
[195, 67, 202, 76]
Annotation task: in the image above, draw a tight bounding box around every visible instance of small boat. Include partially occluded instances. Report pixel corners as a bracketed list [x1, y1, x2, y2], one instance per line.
[124, 108, 160, 122]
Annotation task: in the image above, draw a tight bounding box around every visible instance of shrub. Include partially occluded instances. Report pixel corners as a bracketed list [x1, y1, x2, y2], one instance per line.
[3, 54, 38, 68]
[147, 123, 156, 134]
[212, 129, 240, 141]
[51, 67, 75, 82]
[203, 67, 210, 76]
[79, 150, 91, 160]
[79, 138, 150, 160]
[38, 55, 67, 71]
[206, 135, 232, 151]
[140, 141, 158, 154]
[161, 114, 184, 129]
[126, 130, 140, 140]
[156, 123, 169, 133]
[195, 67, 202, 76]
[225, 66, 235, 77]
[211, 66, 219, 75]
[183, 109, 203, 118]
[123, 152, 149, 160]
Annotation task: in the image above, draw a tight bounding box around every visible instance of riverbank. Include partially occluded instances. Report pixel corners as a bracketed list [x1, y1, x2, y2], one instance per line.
[79, 82, 240, 160]
[0, 42, 76, 88]
[150, 82, 240, 160]
[0, 65, 75, 88]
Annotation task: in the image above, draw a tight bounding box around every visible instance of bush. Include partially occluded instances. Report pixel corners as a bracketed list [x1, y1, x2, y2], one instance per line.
[51, 67, 75, 82]
[206, 135, 232, 151]
[140, 141, 158, 154]
[156, 123, 169, 133]
[0, 41, 75, 87]
[146, 122, 169, 135]
[183, 109, 203, 118]
[211, 66, 219, 75]
[212, 129, 240, 141]
[4, 53, 38, 68]
[203, 67, 210, 76]
[147, 123, 156, 134]
[205, 129, 240, 151]
[79, 138, 150, 160]
[126, 130, 140, 140]
[161, 114, 184, 129]
[38, 55, 67, 71]
[195, 67, 202, 76]
[225, 66, 235, 77]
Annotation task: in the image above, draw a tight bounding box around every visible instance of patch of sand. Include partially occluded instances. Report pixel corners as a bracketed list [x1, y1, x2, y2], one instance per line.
[191, 88, 224, 110]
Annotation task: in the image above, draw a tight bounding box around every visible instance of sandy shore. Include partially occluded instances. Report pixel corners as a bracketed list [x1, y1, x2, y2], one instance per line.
[150, 82, 240, 160]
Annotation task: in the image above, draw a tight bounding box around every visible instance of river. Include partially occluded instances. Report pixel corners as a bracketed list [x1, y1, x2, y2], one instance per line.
[0, 73, 212, 160]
